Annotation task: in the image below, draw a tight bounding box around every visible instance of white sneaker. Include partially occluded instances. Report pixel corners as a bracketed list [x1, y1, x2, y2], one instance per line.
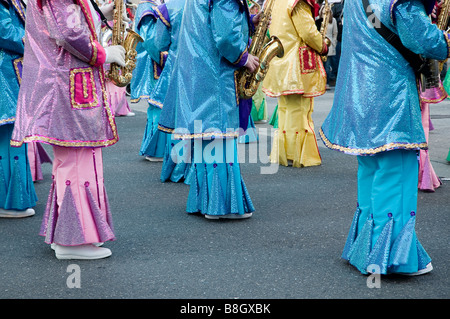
[51, 242, 104, 250]
[54, 244, 112, 260]
[0, 208, 35, 218]
[205, 213, 252, 220]
[125, 112, 135, 117]
[145, 156, 163, 162]
[398, 263, 433, 276]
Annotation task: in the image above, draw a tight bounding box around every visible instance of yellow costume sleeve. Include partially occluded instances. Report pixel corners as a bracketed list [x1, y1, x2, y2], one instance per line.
[291, 1, 324, 53]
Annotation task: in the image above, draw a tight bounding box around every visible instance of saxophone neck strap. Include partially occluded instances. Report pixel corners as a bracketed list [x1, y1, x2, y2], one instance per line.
[361, 0, 428, 76]
[89, 0, 113, 30]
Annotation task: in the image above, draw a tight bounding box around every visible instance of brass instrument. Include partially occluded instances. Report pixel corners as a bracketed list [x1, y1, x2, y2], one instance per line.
[237, 0, 285, 99]
[319, 0, 333, 62]
[420, 1, 450, 92]
[437, 0, 450, 71]
[108, 0, 143, 87]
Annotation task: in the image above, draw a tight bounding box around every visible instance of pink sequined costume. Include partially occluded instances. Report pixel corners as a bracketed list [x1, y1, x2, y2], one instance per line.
[11, 0, 117, 248]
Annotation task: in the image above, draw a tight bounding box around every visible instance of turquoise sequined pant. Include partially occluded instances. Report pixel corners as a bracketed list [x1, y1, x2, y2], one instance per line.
[342, 149, 431, 274]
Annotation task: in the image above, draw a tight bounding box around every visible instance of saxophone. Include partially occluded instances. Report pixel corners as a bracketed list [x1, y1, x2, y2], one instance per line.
[420, 1, 450, 93]
[319, 0, 333, 62]
[437, 0, 450, 71]
[237, 0, 285, 99]
[108, 0, 143, 87]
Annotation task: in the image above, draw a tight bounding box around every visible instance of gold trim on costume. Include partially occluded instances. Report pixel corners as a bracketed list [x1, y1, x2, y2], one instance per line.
[234, 70, 239, 106]
[155, 7, 170, 27]
[70, 67, 99, 109]
[158, 124, 174, 133]
[299, 46, 317, 74]
[13, 57, 23, 85]
[263, 87, 326, 98]
[10, 135, 118, 148]
[0, 117, 15, 125]
[233, 48, 248, 65]
[319, 128, 428, 155]
[173, 131, 240, 140]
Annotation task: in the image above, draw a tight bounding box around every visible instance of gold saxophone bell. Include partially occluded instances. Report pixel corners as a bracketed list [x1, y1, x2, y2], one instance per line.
[107, 0, 143, 87]
[237, 0, 285, 99]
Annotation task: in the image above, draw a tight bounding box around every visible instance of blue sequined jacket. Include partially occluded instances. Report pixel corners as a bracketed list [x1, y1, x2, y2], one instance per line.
[0, 0, 25, 126]
[130, 0, 163, 103]
[320, 0, 449, 156]
[146, 0, 186, 112]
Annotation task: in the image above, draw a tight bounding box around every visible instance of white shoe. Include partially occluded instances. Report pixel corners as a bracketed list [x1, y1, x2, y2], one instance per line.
[51, 242, 103, 250]
[0, 208, 35, 218]
[54, 244, 112, 260]
[398, 263, 433, 276]
[205, 213, 252, 220]
[125, 112, 135, 117]
[145, 156, 163, 162]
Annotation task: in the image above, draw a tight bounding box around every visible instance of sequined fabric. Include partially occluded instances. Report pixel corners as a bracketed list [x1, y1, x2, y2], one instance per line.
[0, 125, 37, 210]
[148, 0, 186, 111]
[130, 0, 159, 103]
[320, 0, 449, 156]
[263, 0, 327, 98]
[159, 0, 251, 137]
[341, 150, 432, 274]
[0, 0, 25, 126]
[11, 0, 117, 148]
[40, 147, 115, 246]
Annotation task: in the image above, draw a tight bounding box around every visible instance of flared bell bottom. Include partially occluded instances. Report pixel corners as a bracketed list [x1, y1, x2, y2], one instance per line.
[342, 150, 431, 275]
[140, 105, 167, 158]
[238, 116, 258, 144]
[27, 142, 52, 182]
[418, 102, 441, 191]
[160, 138, 193, 183]
[186, 138, 255, 217]
[0, 124, 37, 210]
[270, 94, 321, 167]
[251, 84, 267, 122]
[269, 104, 278, 129]
[39, 146, 115, 246]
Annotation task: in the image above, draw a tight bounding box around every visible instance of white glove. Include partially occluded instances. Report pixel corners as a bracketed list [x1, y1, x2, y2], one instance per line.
[105, 45, 126, 67]
[100, 2, 131, 23]
[100, 3, 115, 21]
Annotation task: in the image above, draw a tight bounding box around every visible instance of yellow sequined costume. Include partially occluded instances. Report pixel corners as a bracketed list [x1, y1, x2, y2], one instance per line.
[263, 0, 327, 167]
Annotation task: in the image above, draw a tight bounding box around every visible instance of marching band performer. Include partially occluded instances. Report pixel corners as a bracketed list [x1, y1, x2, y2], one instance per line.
[145, 0, 191, 183]
[0, 0, 37, 218]
[158, 0, 259, 219]
[263, 0, 328, 168]
[320, 0, 449, 275]
[131, 0, 167, 162]
[417, 1, 446, 192]
[11, 0, 127, 259]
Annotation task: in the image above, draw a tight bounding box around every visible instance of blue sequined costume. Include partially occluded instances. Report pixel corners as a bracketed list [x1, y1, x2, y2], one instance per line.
[320, 0, 449, 275]
[159, 0, 255, 218]
[131, 0, 168, 159]
[0, 0, 37, 212]
[145, 0, 191, 183]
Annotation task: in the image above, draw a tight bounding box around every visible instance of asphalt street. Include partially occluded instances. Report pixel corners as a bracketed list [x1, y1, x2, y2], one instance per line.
[0, 90, 449, 302]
